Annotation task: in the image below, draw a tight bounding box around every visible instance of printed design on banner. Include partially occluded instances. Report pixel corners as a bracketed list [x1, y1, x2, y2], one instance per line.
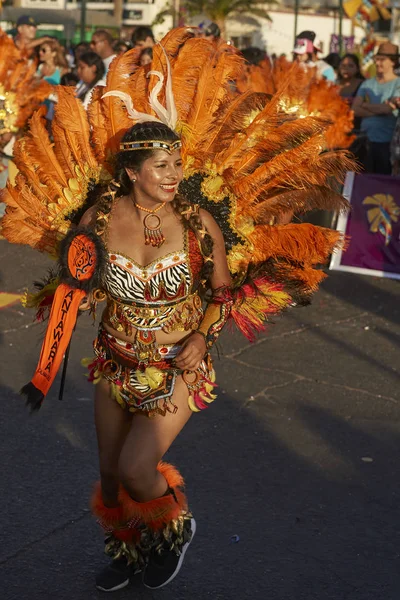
[362, 193, 400, 246]
[68, 234, 97, 280]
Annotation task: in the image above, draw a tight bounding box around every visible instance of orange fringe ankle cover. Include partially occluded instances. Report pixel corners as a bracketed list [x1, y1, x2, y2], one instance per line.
[21, 284, 86, 411]
[91, 461, 187, 536]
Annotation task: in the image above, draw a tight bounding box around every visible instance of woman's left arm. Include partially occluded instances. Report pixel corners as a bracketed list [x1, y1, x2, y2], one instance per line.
[174, 210, 232, 371]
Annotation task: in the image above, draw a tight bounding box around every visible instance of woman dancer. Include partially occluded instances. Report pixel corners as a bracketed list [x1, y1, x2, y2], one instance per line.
[1, 28, 353, 594]
[80, 121, 230, 591]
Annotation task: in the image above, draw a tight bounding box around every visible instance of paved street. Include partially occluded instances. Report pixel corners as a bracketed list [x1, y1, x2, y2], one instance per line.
[0, 238, 399, 600]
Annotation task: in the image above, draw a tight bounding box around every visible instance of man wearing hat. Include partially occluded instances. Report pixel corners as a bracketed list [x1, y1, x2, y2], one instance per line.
[293, 30, 336, 82]
[14, 16, 52, 55]
[353, 42, 400, 174]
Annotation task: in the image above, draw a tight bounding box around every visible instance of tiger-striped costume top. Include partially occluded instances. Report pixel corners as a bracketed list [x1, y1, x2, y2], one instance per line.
[105, 228, 204, 306]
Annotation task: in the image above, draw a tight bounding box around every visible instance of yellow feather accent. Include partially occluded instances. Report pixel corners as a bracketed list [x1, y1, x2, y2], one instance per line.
[81, 357, 93, 368]
[199, 391, 217, 403]
[22, 280, 58, 309]
[110, 383, 125, 408]
[135, 367, 164, 389]
[187, 394, 201, 412]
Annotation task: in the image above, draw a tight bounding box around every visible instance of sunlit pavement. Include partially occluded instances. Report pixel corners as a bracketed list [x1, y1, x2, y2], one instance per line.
[0, 238, 399, 600]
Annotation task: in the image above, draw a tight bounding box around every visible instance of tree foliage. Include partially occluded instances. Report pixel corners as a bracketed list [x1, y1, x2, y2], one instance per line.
[183, 0, 274, 23]
[152, 0, 275, 28]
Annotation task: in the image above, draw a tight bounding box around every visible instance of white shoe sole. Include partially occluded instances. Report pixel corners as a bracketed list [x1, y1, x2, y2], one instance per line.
[96, 578, 130, 593]
[143, 517, 197, 590]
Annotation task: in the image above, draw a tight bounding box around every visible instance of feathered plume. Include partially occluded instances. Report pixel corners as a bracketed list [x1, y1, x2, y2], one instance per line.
[1, 92, 101, 254]
[238, 56, 354, 150]
[0, 29, 53, 133]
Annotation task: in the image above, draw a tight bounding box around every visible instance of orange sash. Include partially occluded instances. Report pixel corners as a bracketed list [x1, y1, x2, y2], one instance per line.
[22, 232, 99, 410]
[30, 284, 86, 398]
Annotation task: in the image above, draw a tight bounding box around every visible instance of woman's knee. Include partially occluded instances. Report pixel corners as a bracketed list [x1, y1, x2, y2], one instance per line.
[117, 457, 157, 496]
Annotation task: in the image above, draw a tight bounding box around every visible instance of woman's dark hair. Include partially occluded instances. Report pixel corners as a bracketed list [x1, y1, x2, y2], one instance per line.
[140, 47, 153, 62]
[241, 47, 267, 66]
[61, 72, 79, 86]
[78, 51, 105, 87]
[113, 40, 130, 54]
[338, 53, 364, 81]
[73, 41, 90, 62]
[323, 52, 341, 71]
[99, 122, 215, 287]
[131, 26, 155, 46]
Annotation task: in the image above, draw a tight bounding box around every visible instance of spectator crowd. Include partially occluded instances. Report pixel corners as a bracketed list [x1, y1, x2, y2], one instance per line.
[3, 15, 400, 178]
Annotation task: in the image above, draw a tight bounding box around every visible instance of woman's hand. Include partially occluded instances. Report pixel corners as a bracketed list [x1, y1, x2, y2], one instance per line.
[175, 333, 207, 371]
[78, 294, 92, 311]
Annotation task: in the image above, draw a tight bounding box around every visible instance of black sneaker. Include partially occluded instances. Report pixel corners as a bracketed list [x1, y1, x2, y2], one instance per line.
[143, 518, 196, 589]
[95, 558, 140, 592]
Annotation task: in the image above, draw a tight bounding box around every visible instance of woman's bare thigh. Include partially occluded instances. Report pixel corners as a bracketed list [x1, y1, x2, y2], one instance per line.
[118, 375, 193, 478]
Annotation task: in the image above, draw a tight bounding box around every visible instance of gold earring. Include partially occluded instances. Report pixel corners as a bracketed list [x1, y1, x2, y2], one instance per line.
[132, 178, 136, 182]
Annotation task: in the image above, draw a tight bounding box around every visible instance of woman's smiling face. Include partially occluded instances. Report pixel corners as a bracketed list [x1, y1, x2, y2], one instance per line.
[126, 149, 184, 205]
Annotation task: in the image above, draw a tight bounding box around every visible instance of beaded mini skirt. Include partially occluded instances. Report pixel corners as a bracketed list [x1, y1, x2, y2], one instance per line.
[84, 326, 217, 417]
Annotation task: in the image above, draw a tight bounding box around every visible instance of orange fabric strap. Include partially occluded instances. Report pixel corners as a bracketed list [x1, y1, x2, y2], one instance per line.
[29, 283, 86, 399]
[22, 230, 102, 410]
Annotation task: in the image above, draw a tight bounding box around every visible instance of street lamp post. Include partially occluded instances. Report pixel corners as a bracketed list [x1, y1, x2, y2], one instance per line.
[338, 0, 344, 54]
[80, 0, 87, 42]
[173, 0, 180, 28]
[294, 0, 300, 43]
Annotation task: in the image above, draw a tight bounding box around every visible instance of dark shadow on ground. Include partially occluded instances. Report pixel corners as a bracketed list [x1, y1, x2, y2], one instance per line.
[1, 365, 400, 600]
[322, 270, 400, 326]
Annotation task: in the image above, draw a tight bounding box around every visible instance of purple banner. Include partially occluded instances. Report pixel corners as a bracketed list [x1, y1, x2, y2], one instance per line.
[339, 173, 400, 277]
[330, 35, 355, 54]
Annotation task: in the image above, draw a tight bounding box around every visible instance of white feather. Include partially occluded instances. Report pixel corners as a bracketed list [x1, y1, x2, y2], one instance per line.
[102, 90, 162, 124]
[102, 43, 178, 131]
[147, 70, 170, 126]
[160, 45, 178, 130]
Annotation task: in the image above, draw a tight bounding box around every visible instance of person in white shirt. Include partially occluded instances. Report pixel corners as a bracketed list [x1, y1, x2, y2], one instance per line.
[90, 30, 116, 77]
[76, 51, 106, 110]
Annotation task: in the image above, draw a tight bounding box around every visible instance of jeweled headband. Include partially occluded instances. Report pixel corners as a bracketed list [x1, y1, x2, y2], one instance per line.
[119, 139, 182, 153]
